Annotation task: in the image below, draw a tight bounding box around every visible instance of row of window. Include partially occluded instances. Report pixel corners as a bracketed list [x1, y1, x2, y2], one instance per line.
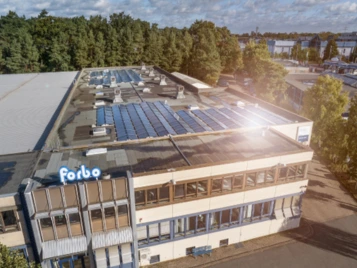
[39, 205, 130, 242]
[32, 178, 127, 213]
[0, 210, 19, 233]
[137, 195, 301, 246]
[135, 164, 307, 208]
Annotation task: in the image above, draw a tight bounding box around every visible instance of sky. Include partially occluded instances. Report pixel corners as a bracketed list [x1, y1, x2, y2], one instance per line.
[0, 0, 356, 33]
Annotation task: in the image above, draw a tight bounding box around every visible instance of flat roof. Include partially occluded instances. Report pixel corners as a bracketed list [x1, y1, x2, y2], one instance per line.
[46, 66, 308, 150]
[33, 128, 310, 185]
[0, 72, 78, 155]
[0, 152, 39, 195]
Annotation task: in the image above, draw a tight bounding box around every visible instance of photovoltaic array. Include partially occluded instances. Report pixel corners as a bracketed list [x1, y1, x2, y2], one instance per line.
[89, 69, 142, 86]
[95, 101, 291, 141]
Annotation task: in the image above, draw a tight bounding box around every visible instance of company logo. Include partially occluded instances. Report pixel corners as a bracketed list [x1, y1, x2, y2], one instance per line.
[59, 165, 101, 183]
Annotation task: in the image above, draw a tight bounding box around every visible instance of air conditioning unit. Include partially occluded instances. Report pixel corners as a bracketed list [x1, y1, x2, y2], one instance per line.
[86, 148, 107, 156]
[139, 248, 151, 266]
[95, 100, 105, 106]
[187, 104, 199, 111]
[92, 127, 106, 136]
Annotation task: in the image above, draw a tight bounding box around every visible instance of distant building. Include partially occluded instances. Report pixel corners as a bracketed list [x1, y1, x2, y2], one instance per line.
[267, 40, 296, 56]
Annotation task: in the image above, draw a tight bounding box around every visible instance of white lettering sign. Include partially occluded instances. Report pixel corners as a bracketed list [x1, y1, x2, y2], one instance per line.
[59, 165, 102, 183]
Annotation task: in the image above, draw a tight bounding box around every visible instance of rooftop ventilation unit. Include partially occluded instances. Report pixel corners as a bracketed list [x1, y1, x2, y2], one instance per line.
[187, 104, 199, 110]
[96, 85, 103, 89]
[141, 62, 146, 71]
[236, 101, 245, 107]
[176, 85, 185, 99]
[86, 148, 107, 156]
[143, 88, 151, 93]
[149, 68, 155, 77]
[110, 76, 117, 88]
[95, 92, 104, 97]
[113, 88, 123, 103]
[92, 127, 106, 136]
[159, 75, 167, 86]
[95, 100, 105, 106]
[137, 81, 145, 86]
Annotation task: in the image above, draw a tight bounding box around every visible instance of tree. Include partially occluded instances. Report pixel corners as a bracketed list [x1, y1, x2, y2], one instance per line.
[346, 96, 357, 179]
[323, 39, 339, 60]
[0, 243, 38, 268]
[302, 75, 348, 160]
[5, 39, 22, 73]
[350, 46, 357, 63]
[308, 47, 319, 63]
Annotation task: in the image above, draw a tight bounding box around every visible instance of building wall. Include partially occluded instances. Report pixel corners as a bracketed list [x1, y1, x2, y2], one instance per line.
[271, 121, 313, 146]
[136, 179, 308, 225]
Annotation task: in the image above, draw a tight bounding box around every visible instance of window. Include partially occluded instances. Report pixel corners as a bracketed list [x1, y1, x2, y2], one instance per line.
[197, 214, 206, 232]
[40, 218, 54, 241]
[115, 178, 126, 199]
[87, 182, 100, 204]
[262, 202, 271, 218]
[91, 209, 103, 233]
[297, 164, 306, 179]
[174, 218, 185, 237]
[136, 186, 171, 206]
[150, 255, 160, 264]
[292, 195, 301, 216]
[118, 205, 129, 227]
[148, 224, 159, 242]
[135, 190, 145, 207]
[221, 210, 230, 227]
[246, 173, 256, 187]
[174, 184, 185, 200]
[222, 177, 232, 191]
[49, 187, 63, 210]
[187, 216, 196, 234]
[69, 213, 82, 237]
[0, 210, 18, 233]
[137, 225, 148, 245]
[159, 187, 169, 203]
[231, 208, 240, 224]
[186, 247, 195, 255]
[63, 185, 78, 208]
[176, 180, 208, 200]
[278, 167, 288, 181]
[160, 221, 171, 240]
[220, 239, 229, 247]
[266, 169, 275, 183]
[147, 189, 158, 204]
[33, 189, 49, 212]
[55, 215, 68, 239]
[105, 207, 116, 230]
[101, 180, 114, 202]
[233, 175, 243, 189]
[210, 212, 220, 230]
[253, 203, 263, 219]
[243, 205, 252, 222]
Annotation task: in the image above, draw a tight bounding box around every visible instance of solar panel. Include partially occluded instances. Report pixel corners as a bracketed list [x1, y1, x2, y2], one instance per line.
[119, 106, 137, 140]
[112, 105, 129, 141]
[176, 110, 205, 133]
[205, 108, 240, 129]
[244, 106, 289, 125]
[96, 107, 105, 126]
[147, 102, 176, 135]
[231, 107, 269, 126]
[191, 110, 225, 131]
[126, 104, 150, 139]
[219, 108, 255, 127]
[140, 102, 169, 137]
[153, 102, 188, 134]
[104, 106, 114, 125]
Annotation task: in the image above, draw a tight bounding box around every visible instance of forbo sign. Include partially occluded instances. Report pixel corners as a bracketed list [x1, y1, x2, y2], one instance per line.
[59, 165, 101, 183]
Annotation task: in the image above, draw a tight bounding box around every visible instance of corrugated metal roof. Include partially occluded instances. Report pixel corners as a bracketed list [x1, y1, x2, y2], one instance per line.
[42, 235, 87, 259]
[0, 72, 78, 155]
[92, 227, 133, 249]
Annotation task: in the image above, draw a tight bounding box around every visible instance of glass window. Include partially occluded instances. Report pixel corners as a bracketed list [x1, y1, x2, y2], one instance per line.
[262, 202, 271, 216]
[175, 218, 185, 237]
[283, 197, 292, 208]
[243, 205, 252, 222]
[297, 164, 306, 178]
[186, 247, 195, 255]
[91, 209, 103, 233]
[49, 187, 63, 210]
[221, 210, 230, 226]
[87, 182, 100, 204]
[212, 179, 222, 193]
[115, 178, 126, 199]
[101, 180, 114, 202]
[63, 185, 78, 208]
[105, 207, 116, 230]
[256, 172, 265, 185]
[187, 216, 196, 234]
[174, 184, 185, 199]
[231, 208, 240, 223]
[186, 182, 196, 197]
[197, 180, 208, 196]
[135, 190, 145, 206]
[33, 189, 49, 212]
[253, 203, 262, 219]
[233, 175, 243, 189]
[2, 211, 16, 226]
[222, 177, 232, 191]
[211, 212, 220, 229]
[160, 221, 170, 240]
[275, 198, 283, 210]
[220, 239, 229, 247]
[118, 205, 129, 227]
[137, 225, 148, 245]
[266, 169, 275, 183]
[69, 213, 82, 237]
[292, 195, 300, 208]
[55, 215, 68, 239]
[197, 214, 206, 232]
[147, 189, 158, 204]
[149, 224, 159, 242]
[288, 166, 297, 178]
[40, 218, 54, 241]
[159, 187, 169, 203]
[246, 173, 256, 187]
[279, 167, 288, 180]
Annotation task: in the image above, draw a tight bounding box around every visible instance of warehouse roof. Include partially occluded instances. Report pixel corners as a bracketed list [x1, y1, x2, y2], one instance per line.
[0, 72, 78, 155]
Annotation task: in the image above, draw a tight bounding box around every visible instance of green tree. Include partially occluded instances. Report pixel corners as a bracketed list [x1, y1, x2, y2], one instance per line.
[346, 96, 357, 179]
[188, 20, 221, 85]
[0, 242, 38, 268]
[105, 26, 121, 67]
[5, 39, 22, 73]
[161, 29, 182, 72]
[323, 39, 339, 60]
[178, 29, 193, 75]
[350, 46, 357, 63]
[308, 47, 319, 62]
[302, 75, 348, 159]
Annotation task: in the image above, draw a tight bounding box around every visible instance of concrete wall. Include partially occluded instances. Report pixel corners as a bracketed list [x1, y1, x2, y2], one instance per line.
[271, 121, 313, 146]
[136, 179, 308, 224]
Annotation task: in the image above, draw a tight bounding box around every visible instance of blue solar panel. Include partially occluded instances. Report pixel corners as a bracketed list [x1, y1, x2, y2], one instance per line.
[147, 102, 176, 135]
[231, 107, 269, 126]
[96, 107, 105, 126]
[154, 102, 188, 135]
[112, 105, 128, 141]
[244, 106, 288, 125]
[218, 108, 254, 127]
[205, 108, 239, 129]
[126, 104, 150, 139]
[176, 110, 206, 133]
[140, 102, 169, 137]
[127, 69, 143, 82]
[119, 106, 138, 140]
[192, 110, 225, 131]
[104, 106, 114, 125]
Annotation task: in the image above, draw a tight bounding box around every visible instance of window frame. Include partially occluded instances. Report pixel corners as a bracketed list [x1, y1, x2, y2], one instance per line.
[0, 210, 19, 233]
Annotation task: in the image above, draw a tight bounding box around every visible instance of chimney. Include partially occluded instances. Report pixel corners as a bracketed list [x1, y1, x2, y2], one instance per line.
[159, 74, 167, 86]
[149, 68, 155, 77]
[176, 85, 185, 99]
[110, 76, 117, 88]
[141, 62, 146, 71]
[113, 88, 123, 103]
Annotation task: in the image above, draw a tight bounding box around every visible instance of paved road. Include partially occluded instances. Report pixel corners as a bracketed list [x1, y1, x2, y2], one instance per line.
[209, 155, 357, 268]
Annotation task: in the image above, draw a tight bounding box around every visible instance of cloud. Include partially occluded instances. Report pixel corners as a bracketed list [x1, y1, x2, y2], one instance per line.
[0, 0, 356, 33]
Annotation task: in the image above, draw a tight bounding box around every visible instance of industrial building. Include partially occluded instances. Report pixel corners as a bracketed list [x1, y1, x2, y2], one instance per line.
[0, 65, 314, 267]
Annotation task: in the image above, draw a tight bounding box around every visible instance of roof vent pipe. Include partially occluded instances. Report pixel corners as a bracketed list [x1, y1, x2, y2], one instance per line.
[141, 62, 146, 71]
[149, 68, 155, 77]
[113, 88, 123, 103]
[176, 85, 185, 99]
[159, 75, 167, 86]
